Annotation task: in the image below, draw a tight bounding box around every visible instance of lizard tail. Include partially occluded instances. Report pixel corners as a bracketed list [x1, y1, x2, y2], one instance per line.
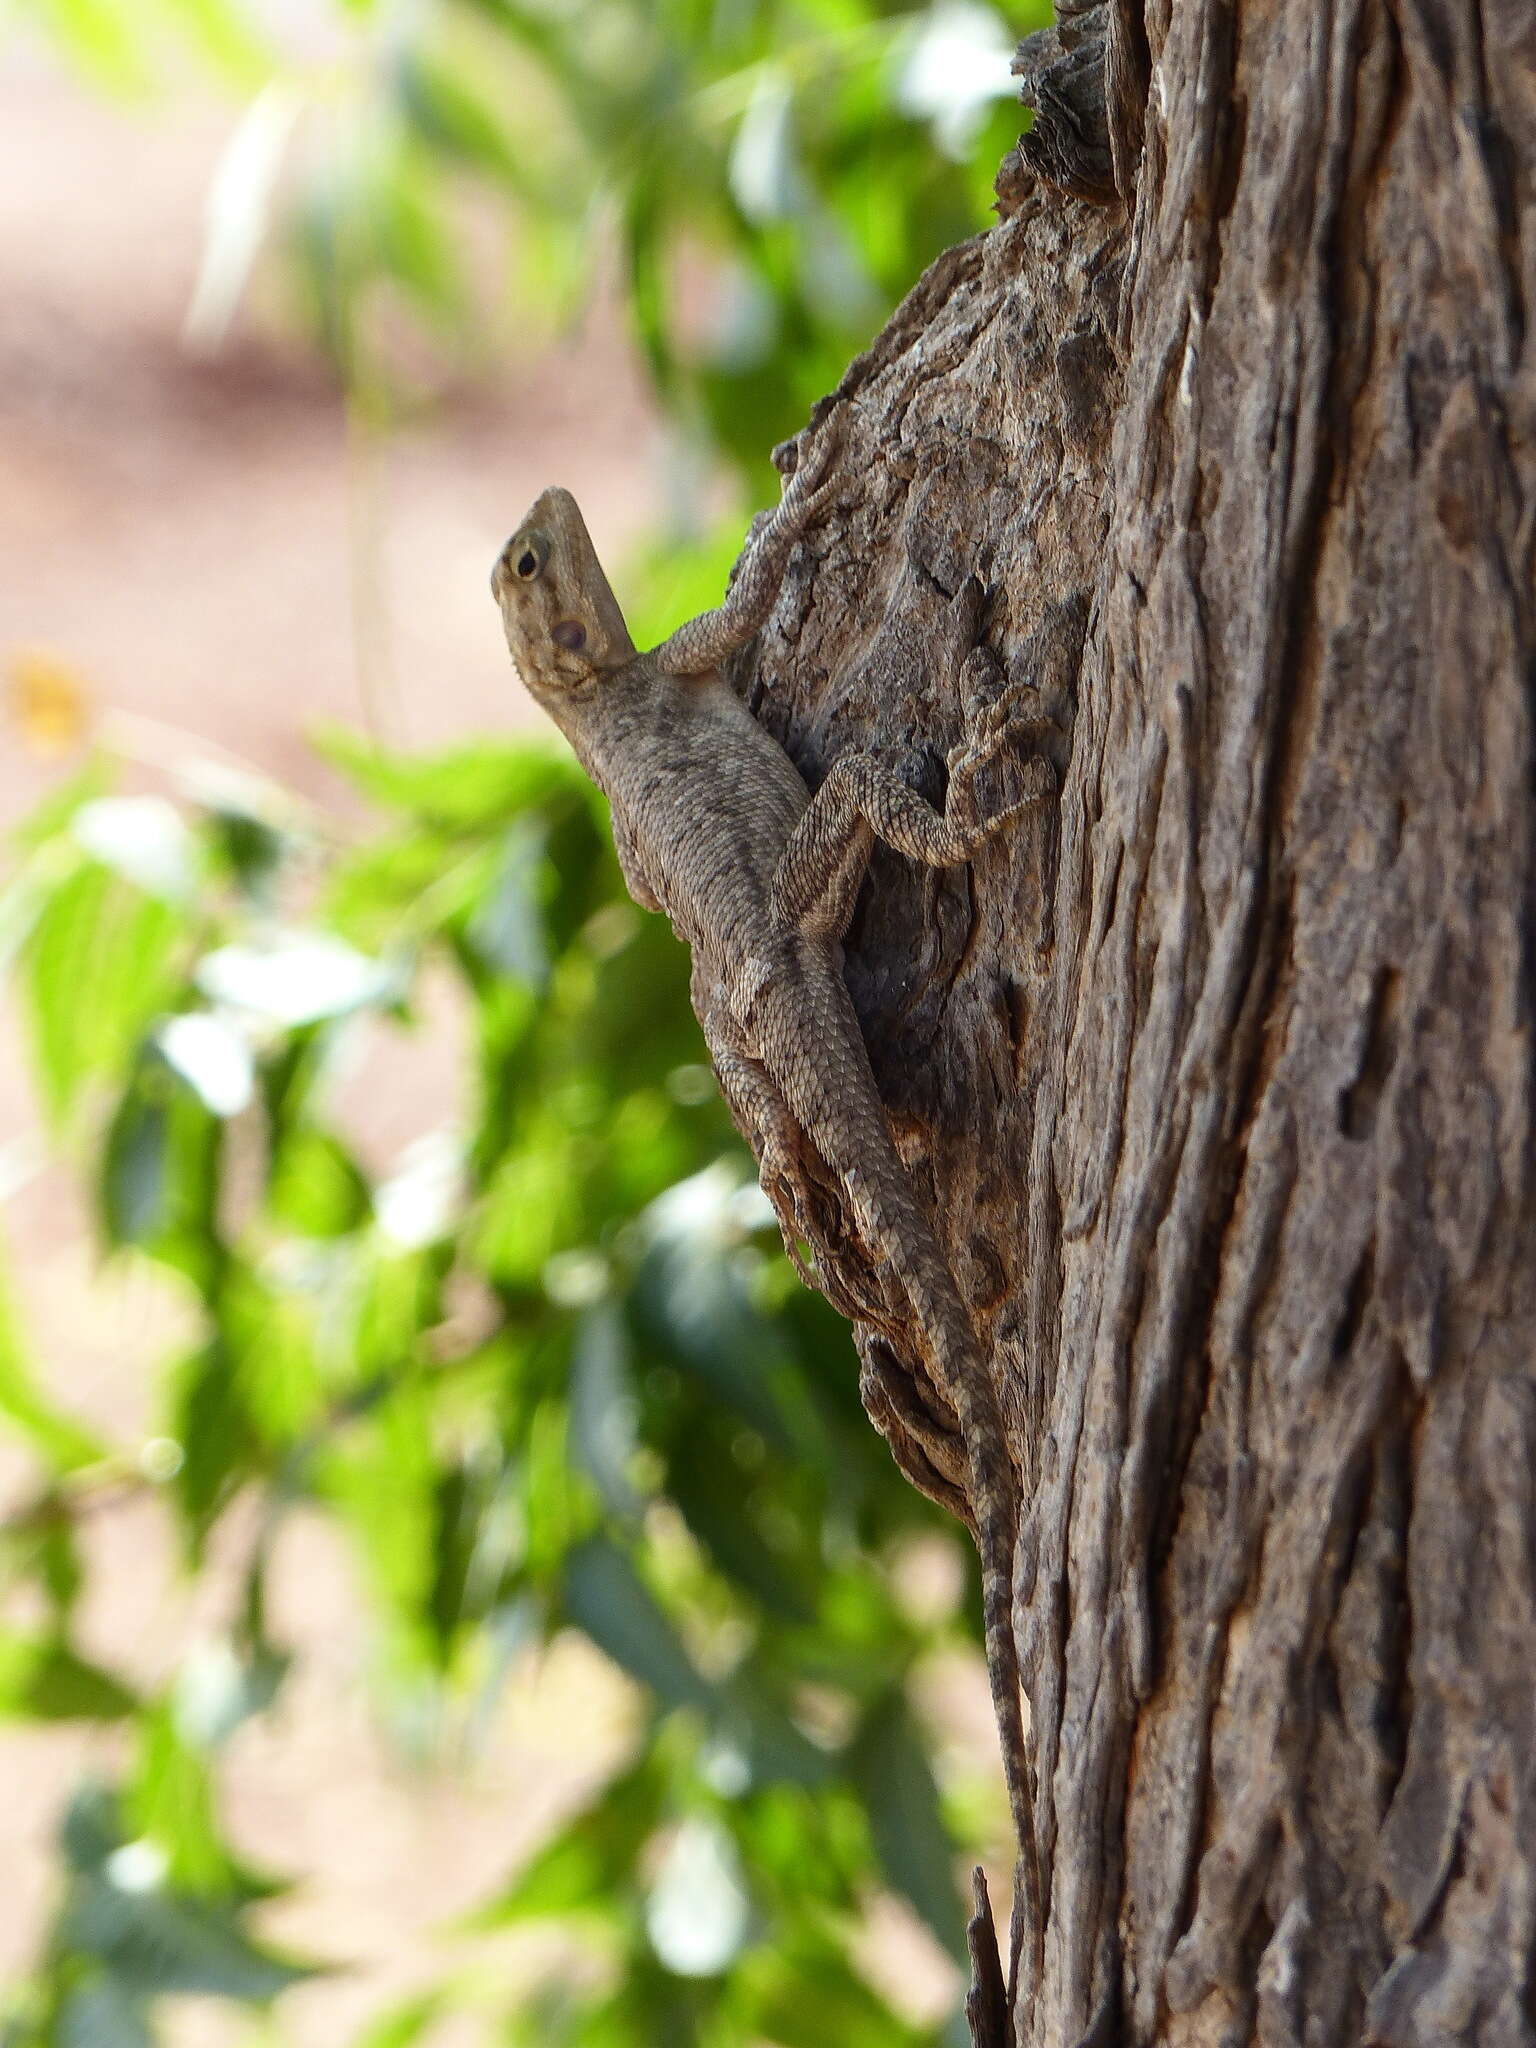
[858, 1177, 1046, 1997]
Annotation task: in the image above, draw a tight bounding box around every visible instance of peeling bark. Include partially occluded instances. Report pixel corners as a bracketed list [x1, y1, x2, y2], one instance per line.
[728, 2, 1536, 2041]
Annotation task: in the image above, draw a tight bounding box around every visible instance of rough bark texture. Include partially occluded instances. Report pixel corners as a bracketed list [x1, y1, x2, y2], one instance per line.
[727, 4, 1536, 2042]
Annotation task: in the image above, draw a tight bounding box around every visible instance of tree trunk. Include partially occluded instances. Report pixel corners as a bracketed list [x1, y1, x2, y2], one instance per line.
[731, 4, 1536, 2042]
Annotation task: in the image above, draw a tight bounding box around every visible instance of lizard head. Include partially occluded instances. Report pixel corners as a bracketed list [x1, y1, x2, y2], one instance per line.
[491, 487, 636, 702]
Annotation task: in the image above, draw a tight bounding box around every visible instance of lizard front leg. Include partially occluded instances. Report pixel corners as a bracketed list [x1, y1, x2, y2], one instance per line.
[770, 728, 1054, 941]
[652, 425, 846, 676]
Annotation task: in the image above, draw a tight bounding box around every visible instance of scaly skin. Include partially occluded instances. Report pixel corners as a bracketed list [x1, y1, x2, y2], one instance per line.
[491, 422, 1051, 1993]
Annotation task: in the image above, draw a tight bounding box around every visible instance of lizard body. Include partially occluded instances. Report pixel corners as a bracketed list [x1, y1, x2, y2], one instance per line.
[491, 424, 1049, 1987]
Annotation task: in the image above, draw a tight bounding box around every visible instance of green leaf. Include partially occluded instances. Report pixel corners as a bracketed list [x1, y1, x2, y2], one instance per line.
[318, 1376, 439, 1664]
[355, 1992, 444, 2048]
[849, 1694, 965, 1962]
[471, 1759, 662, 1927]
[61, 1783, 124, 1873]
[61, 1878, 311, 2002]
[632, 1166, 798, 1451]
[129, 1703, 287, 1904]
[56, 1975, 154, 2048]
[398, 48, 527, 187]
[314, 726, 583, 831]
[101, 1059, 223, 1288]
[23, 863, 183, 1127]
[101, 1093, 170, 1247]
[0, 1633, 137, 1721]
[466, 821, 551, 986]
[563, 1536, 711, 1711]
[0, 1242, 104, 1471]
[168, 1342, 253, 1549]
[568, 1305, 642, 1518]
[735, 1921, 935, 2048]
[154, 0, 272, 84]
[30, 0, 147, 90]
[666, 1442, 814, 1624]
[268, 1126, 371, 1237]
[374, 146, 465, 323]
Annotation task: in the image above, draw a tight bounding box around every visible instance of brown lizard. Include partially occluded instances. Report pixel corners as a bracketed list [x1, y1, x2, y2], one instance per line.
[490, 418, 1050, 1992]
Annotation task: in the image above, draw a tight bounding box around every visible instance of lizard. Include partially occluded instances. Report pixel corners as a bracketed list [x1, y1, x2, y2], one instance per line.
[490, 415, 1051, 1991]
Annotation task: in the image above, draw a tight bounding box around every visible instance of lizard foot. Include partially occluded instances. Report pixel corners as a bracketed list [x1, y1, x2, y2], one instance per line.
[773, 410, 851, 533]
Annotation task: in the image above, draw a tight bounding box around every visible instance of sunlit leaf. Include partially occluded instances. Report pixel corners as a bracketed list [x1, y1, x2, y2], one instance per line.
[354, 1991, 445, 2048]
[268, 1126, 371, 1237]
[316, 725, 586, 830]
[30, 0, 146, 90]
[186, 84, 302, 347]
[891, 1, 1018, 161]
[73, 799, 198, 903]
[23, 863, 183, 1127]
[0, 1241, 105, 1471]
[155, 0, 273, 80]
[196, 931, 396, 1027]
[0, 1632, 137, 1721]
[644, 1816, 751, 1976]
[729, 67, 801, 224]
[398, 48, 526, 187]
[374, 1129, 462, 1248]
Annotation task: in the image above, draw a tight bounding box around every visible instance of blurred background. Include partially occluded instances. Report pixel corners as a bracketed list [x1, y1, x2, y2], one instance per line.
[0, 4, 1045, 2043]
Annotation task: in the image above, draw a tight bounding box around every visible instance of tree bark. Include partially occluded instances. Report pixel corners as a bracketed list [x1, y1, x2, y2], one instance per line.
[731, 4, 1536, 2042]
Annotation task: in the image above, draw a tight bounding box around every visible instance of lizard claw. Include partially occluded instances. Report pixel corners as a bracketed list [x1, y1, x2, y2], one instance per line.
[778, 412, 850, 525]
[954, 677, 1057, 770]
[947, 682, 1057, 823]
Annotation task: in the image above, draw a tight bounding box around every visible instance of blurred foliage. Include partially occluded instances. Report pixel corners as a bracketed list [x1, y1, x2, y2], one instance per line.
[0, 738, 1004, 2045]
[27, 0, 1043, 488]
[5, 0, 1048, 2039]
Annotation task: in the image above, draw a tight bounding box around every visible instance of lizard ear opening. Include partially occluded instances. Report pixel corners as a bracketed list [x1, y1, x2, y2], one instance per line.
[552, 619, 588, 652]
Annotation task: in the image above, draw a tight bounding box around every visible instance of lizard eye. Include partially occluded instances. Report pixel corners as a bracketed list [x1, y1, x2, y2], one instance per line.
[511, 533, 548, 581]
[552, 619, 587, 652]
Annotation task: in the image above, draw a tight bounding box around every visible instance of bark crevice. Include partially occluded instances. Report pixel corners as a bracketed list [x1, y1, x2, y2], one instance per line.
[724, 4, 1535, 2040]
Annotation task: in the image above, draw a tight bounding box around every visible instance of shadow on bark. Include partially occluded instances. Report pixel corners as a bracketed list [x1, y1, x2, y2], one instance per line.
[724, 2, 1536, 2041]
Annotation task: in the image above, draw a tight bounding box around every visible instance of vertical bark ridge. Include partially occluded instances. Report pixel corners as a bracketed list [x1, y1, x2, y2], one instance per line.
[728, 5, 1534, 2040]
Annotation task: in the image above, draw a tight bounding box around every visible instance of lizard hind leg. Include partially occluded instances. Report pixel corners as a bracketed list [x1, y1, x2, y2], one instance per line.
[770, 744, 1052, 944]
